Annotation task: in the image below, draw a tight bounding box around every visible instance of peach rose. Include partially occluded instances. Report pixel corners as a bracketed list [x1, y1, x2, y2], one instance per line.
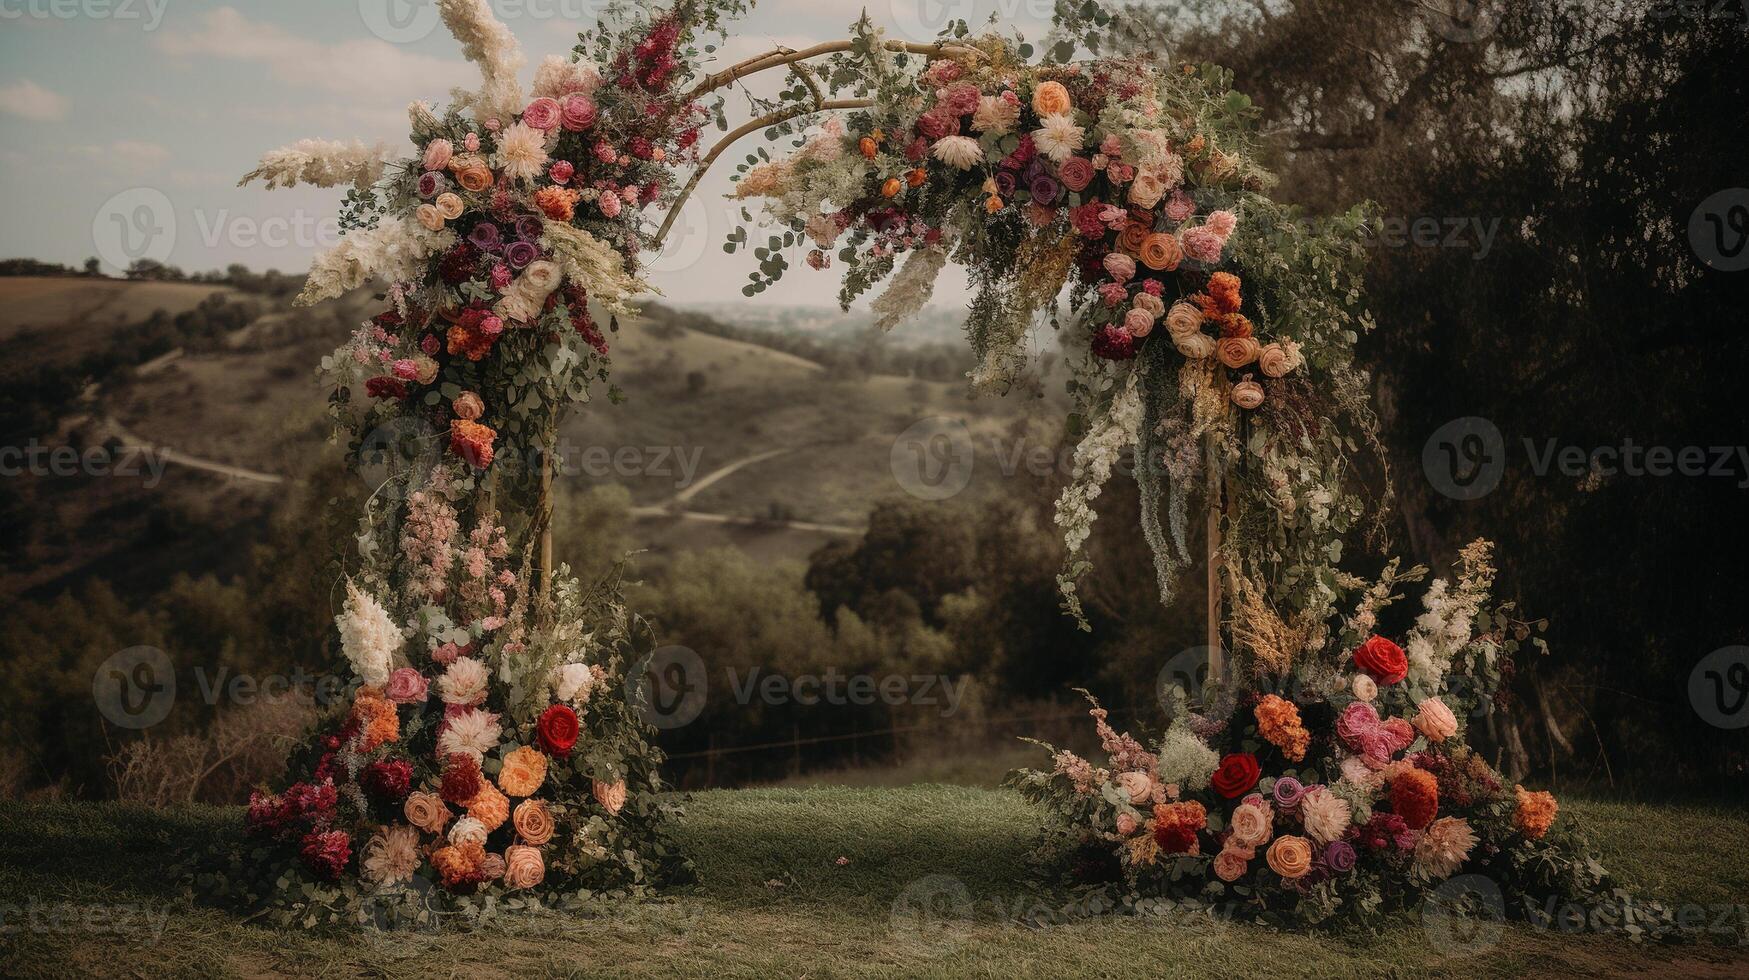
[1128, 172, 1168, 209]
[1266, 835, 1313, 879]
[1413, 697, 1459, 743]
[513, 799, 555, 845]
[1217, 336, 1261, 368]
[435, 192, 465, 222]
[1231, 379, 1265, 410]
[593, 778, 627, 816]
[450, 156, 494, 192]
[1032, 80, 1072, 117]
[1139, 233, 1182, 272]
[498, 745, 549, 797]
[452, 391, 484, 421]
[1175, 332, 1217, 360]
[1124, 307, 1157, 339]
[1116, 771, 1154, 805]
[1165, 302, 1204, 340]
[404, 791, 450, 834]
[415, 204, 444, 231]
[1133, 293, 1166, 318]
[1258, 343, 1296, 379]
[503, 843, 545, 890]
[1118, 221, 1152, 255]
[1213, 847, 1251, 882]
[422, 139, 453, 172]
[1229, 801, 1274, 848]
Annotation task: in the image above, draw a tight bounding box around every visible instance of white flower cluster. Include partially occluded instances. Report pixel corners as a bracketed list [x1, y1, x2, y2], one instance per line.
[1405, 545, 1496, 688]
[335, 580, 403, 686]
[540, 222, 652, 315]
[438, 0, 526, 122]
[297, 218, 458, 307]
[1052, 374, 1142, 623]
[1155, 723, 1219, 791]
[870, 246, 949, 332]
[239, 139, 392, 192]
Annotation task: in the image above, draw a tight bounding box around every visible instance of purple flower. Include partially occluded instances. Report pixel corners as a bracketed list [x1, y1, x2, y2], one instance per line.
[417, 172, 445, 198]
[1029, 174, 1063, 207]
[1322, 840, 1356, 874]
[515, 216, 544, 242]
[1272, 775, 1307, 812]
[468, 223, 503, 252]
[994, 171, 1018, 198]
[504, 240, 540, 269]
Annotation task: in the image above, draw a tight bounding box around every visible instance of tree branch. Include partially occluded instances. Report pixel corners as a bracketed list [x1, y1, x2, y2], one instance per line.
[686, 39, 984, 102]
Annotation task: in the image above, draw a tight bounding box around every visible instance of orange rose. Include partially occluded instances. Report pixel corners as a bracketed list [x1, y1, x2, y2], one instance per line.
[498, 745, 549, 797]
[1266, 835, 1313, 879]
[1217, 336, 1261, 369]
[906, 168, 927, 188]
[512, 799, 555, 846]
[1032, 80, 1072, 117]
[881, 177, 903, 198]
[1139, 233, 1182, 272]
[1118, 221, 1152, 255]
[404, 791, 451, 835]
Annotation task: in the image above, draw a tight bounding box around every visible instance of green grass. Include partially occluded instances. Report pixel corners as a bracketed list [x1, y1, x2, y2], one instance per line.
[2, 788, 1745, 978]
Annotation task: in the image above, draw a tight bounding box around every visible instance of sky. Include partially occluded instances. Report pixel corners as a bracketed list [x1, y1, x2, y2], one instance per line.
[0, 0, 1059, 307]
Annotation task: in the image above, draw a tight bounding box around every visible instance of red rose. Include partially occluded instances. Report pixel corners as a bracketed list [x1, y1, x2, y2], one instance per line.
[1210, 753, 1261, 799]
[537, 704, 580, 757]
[1353, 635, 1409, 685]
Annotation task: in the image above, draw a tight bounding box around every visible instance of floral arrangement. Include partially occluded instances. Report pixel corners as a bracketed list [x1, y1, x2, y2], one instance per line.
[187, 0, 770, 926]
[1007, 542, 1630, 930]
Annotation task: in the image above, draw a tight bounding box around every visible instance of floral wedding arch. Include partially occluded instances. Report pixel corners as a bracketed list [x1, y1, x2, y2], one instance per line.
[208, 0, 1624, 934]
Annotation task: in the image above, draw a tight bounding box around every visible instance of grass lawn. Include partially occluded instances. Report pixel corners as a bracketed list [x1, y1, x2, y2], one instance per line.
[1, 788, 1745, 978]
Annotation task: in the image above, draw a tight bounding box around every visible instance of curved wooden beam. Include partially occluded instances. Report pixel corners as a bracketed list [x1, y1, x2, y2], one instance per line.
[652, 98, 872, 247]
[686, 38, 984, 101]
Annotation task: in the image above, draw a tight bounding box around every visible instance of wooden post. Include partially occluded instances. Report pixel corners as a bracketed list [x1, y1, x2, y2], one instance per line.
[1206, 474, 1225, 687]
[538, 440, 554, 602]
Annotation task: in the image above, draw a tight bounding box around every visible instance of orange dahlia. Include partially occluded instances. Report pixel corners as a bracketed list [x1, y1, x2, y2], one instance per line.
[1389, 768, 1439, 830]
[1513, 785, 1558, 840]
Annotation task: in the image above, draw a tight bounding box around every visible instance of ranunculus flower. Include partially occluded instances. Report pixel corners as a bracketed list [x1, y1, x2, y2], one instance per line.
[1029, 173, 1063, 206]
[1174, 332, 1216, 359]
[1213, 846, 1251, 882]
[1124, 307, 1157, 338]
[1271, 775, 1307, 811]
[599, 190, 622, 218]
[1336, 701, 1381, 749]
[504, 843, 545, 890]
[1138, 233, 1182, 271]
[1103, 252, 1136, 282]
[560, 93, 597, 131]
[468, 222, 503, 252]
[1231, 378, 1265, 410]
[1165, 302, 1203, 340]
[1258, 342, 1296, 379]
[1266, 835, 1313, 879]
[1229, 800, 1274, 848]
[1032, 80, 1072, 116]
[1322, 840, 1357, 873]
[521, 97, 562, 131]
[513, 799, 554, 845]
[415, 204, 444, 231]
[1128, 172, 1168, 208]
[537, 704, 579, 756]
[1210, 753, 1261, 799]
[404, 791, 451, 834]
[1116, 770, 1154, 804]
[1133, 292, 1165, 318]
[454, 162, 494, 193]
[1353, 635, 1409, 685]
[417, 172, 445, 198]
[385, 667, 428, 704]
[1057, 156, 1095, 192]
[505, 240, 540, 269]
[1217, 336, 1261, 368]
[593, 778, 627, 815]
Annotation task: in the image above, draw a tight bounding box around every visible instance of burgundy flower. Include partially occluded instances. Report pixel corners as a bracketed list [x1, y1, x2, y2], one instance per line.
[299, 830, 352, 881]
[1090, 324, 1136, 360]
[363, 758, 414, 801]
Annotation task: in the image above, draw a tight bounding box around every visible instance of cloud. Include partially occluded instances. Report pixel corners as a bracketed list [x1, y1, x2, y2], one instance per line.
[154, 7, 462, 104]
[0, 79, 69, 121]
[71, 140, 173, 170]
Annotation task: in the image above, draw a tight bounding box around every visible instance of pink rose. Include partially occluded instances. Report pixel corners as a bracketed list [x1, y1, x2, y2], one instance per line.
[549, 160, 575, 185]
[1336, 701, 1380, 750]
[561, 94, 597, 132]
[521, 97, 562, 132]
[1102, 252, 1136, 282]
[386, 667, 429, 704]
[1058, 156, 1095, 193]
[598, 191, 622, 218]
[422, 139, 453, 173]
[1124, 307, 1156, 338]
[1213, 847, 1251, 882]
[1116, 812, 1138, 836]
[1100, 134, 1124, 157]
[1382, 716, 1417, 752]
[1414, 697, 1459, 743]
